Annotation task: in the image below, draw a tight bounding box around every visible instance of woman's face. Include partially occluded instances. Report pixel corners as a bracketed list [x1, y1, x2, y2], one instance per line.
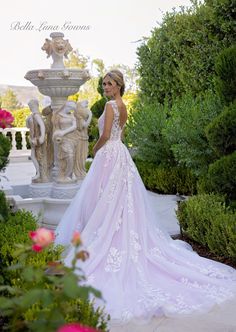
[102, 75, 120, 98]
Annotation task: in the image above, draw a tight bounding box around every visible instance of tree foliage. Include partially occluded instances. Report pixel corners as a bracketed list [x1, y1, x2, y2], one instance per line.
[163, 91, 222, 175]
[126, 101, 174, 165]
[137, 0, 235, 104]
[214, 45, 236, 104]
[1, 89, 21, 111]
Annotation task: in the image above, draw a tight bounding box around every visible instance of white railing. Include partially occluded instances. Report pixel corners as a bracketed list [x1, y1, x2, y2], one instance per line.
[0, 127, 31, 159]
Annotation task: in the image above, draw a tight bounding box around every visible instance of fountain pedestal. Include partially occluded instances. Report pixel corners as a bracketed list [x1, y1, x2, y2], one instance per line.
[10, 32, 92, 228]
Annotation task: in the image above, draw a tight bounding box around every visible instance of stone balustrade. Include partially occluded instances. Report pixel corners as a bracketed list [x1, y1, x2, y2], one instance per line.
[0, 127, 31, 161]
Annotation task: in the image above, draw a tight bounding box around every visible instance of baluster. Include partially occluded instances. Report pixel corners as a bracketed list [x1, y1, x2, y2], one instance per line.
[11, 130, 17, 151]
[21, 130, 27, 150]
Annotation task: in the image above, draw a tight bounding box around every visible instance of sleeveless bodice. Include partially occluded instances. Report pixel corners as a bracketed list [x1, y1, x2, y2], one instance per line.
[98, 100, 123, 141]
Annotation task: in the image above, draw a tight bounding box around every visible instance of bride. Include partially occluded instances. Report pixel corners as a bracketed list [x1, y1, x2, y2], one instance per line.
[55, 69, 236, 323]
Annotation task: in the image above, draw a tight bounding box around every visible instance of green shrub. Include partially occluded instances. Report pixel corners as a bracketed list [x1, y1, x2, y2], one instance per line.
[85, 160, 92, 172]
[177, 194, 225, 245]
[134, 160, 197, 195]
[0, 210, 38, 284]
[88, 117, 99, 158]
[176, 193, 236, 259]
[215, 45, 236, 104]
[0, 210, 62, 288]
[206, 210, 236, 258]
[137, 1, 235, 105]
[0, 133, 11, 171]
[126, 102, 174, 165]
[198, 152, 236, 201]
[0, 191, 10, 221]
[205, 103, 236, 156]
[91, 97, 106, 118]
[163, 91, 222, 175]
[0, 211, 109, 331]
[22, 299, 109, 332]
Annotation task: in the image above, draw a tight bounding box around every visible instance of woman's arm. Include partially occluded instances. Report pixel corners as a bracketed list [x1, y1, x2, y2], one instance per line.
[93, 103, 114, 156]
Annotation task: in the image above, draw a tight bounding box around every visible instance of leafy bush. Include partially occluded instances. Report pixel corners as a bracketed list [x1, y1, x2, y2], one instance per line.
[0, 217, 109, 331]
[0, 227, 109, 332]
[206, 210, 236, 258]
[11, 107, 31, 127]
[0, 133, 11, 171]
[126, 101, 174, 165]
[88, 117, 99, 158]
[198, 152, 236, 201]
[0, 190, 10, 222]
[90, 97, 106, 119]
[134, 160, 197, 195]
[0, 210, 38, 284]
[205, 103, 236, 156]
[137, 1, 235, 105]
[177, 193, 236, 259]
[85, 160, 92, 172]
[215, 45, 236, 104]
[163, 91, 222, 175]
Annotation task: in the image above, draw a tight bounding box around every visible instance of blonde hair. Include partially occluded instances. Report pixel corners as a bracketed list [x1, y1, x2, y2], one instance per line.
[104, 69, 125, 96]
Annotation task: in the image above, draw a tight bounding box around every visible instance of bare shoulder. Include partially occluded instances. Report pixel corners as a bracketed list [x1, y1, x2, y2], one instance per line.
[104, 102, 115, 119]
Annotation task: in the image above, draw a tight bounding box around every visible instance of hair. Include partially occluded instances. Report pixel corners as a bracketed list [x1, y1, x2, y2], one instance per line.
[103, 69, 125, 96]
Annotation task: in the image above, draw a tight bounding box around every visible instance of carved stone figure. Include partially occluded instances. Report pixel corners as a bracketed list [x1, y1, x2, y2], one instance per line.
[42, 105, 54, 180]
[41, 32, 72, 69]
[74, 100, 92, 180]
[26, 99, 49, 183]
[52, 101, 77, 183]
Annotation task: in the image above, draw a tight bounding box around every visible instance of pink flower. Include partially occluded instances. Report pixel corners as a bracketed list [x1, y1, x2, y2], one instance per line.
[57, 323, 99, 332]
[32, 244, 43, 252]
[0, 109, 14, 129]
[29, 228, 55, 250]
[71, 231, 82, 246]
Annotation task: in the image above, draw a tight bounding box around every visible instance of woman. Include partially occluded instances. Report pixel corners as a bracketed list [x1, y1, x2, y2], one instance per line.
[55, 70, 236, 323]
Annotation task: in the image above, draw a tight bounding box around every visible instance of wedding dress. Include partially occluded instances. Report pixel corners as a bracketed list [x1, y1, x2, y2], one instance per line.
[55, 100, 236, 323]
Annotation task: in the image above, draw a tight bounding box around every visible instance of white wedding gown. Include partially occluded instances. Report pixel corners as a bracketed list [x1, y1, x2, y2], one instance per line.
[55, 100, 236, 324]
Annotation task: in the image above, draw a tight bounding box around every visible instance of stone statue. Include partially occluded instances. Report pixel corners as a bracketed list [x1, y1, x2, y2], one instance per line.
[74, 100, 92, 180]
[41, 32, 72, 69]
[26, 99, 49, 183]
[42, 105, 54, 180]
[52, 100, 77, 183]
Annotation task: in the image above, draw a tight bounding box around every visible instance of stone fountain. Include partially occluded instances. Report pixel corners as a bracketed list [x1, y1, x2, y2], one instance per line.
[7, 32, 92, 229]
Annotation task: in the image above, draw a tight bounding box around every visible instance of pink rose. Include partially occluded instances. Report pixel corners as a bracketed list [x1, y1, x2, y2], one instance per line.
[71, 231, 82, 246]
[0, 109, 14, 129]
[32, 244, 43, 252]
[57, 323, 99, 332]
[29, 228, 55, 249]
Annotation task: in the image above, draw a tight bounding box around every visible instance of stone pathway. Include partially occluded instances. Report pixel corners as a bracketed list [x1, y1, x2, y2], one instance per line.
[109, 297, 236, 331]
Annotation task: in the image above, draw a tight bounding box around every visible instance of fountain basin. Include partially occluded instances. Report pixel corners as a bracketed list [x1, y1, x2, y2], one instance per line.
[25, 68, 90, 97]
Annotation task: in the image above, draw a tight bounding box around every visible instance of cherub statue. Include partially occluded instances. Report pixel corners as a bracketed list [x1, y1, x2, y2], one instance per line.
[74, 100, 92, 180]
[52, 100, 77, 183]
[42, 105, 54, 180]
[26, 99, 49, 183]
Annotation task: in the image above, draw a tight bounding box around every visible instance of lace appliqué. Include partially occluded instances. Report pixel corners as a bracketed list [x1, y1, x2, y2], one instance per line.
[150, 247, 164, 259]
[136, 266, 172, 310]
[105, 247, 125, 273]
[130, 231, 141, 263]
[180, 277, 234, 302]
[115, 206, 124, 231]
